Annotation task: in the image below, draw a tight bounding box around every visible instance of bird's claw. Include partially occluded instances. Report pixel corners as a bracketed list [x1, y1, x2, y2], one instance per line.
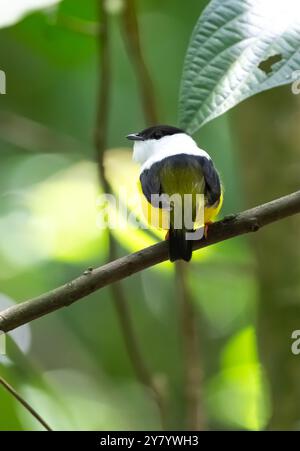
[204, 221, 213, 239]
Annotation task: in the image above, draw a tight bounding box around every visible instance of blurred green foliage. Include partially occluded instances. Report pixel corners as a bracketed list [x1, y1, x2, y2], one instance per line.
[0, 0, 270, 430]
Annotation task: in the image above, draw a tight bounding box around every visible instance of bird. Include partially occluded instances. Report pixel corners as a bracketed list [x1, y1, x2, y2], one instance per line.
[126, 125, 223, 262]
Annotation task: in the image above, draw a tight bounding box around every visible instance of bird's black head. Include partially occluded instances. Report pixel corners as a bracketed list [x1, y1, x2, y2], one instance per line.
[126, 125, 185, 141]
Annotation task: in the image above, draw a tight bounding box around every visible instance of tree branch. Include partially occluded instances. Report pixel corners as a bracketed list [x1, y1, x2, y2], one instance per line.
[0, 190, 299, 333]
[176, 262, 205, 430]
[121, 0, 159, 124]
[0, 376, 52, 431]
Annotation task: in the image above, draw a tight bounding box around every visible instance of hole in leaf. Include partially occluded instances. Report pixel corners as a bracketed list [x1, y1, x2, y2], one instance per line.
[258, 54, 283, 75]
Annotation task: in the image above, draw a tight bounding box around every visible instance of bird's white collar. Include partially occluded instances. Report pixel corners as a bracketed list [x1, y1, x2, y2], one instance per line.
[132, 133, 211, 172]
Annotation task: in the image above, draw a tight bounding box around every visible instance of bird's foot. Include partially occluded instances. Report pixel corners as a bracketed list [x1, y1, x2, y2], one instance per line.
[204, 221, 213, 239]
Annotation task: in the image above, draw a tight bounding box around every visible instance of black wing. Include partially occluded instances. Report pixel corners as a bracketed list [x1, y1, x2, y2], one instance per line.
[200, 157, 221, 206]
[140, 155, 221, 208]
[140, 165, 162, 204]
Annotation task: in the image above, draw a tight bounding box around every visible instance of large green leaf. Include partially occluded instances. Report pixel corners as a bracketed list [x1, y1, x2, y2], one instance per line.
[179, 0, 300, 133]
[0, 0, 61, 29]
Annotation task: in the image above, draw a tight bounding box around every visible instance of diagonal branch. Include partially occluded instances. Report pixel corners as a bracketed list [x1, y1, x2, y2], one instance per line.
[0, 376, 52, 431]
[0, 190, 299, 334]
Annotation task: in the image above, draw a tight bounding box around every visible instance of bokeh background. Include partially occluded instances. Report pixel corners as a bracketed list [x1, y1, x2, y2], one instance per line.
[0, 0, 299, 431]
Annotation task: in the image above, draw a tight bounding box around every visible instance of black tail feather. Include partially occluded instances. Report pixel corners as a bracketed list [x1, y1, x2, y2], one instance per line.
[169, 228, 193, 262]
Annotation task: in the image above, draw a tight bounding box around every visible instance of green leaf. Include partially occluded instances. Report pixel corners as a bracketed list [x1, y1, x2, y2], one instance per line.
[0, 0, 61, 29]
[205, 327, 271, 430]
[179, 0, 300, 133]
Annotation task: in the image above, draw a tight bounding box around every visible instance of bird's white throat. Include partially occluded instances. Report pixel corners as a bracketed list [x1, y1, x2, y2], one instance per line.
[132, 133, 211, 171]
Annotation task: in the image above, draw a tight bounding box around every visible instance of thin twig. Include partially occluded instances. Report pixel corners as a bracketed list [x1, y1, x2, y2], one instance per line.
[121, 0, 159, 125]
[95, 1, 110, 181]
[95, 1, 166, 428]
[176, 262, 205, 430]
[0, 376, 52, 431]
[0, 190, 299, 333]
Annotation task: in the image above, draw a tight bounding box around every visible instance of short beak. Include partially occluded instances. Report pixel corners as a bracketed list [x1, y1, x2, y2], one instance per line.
[126, 133, 144, 141]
